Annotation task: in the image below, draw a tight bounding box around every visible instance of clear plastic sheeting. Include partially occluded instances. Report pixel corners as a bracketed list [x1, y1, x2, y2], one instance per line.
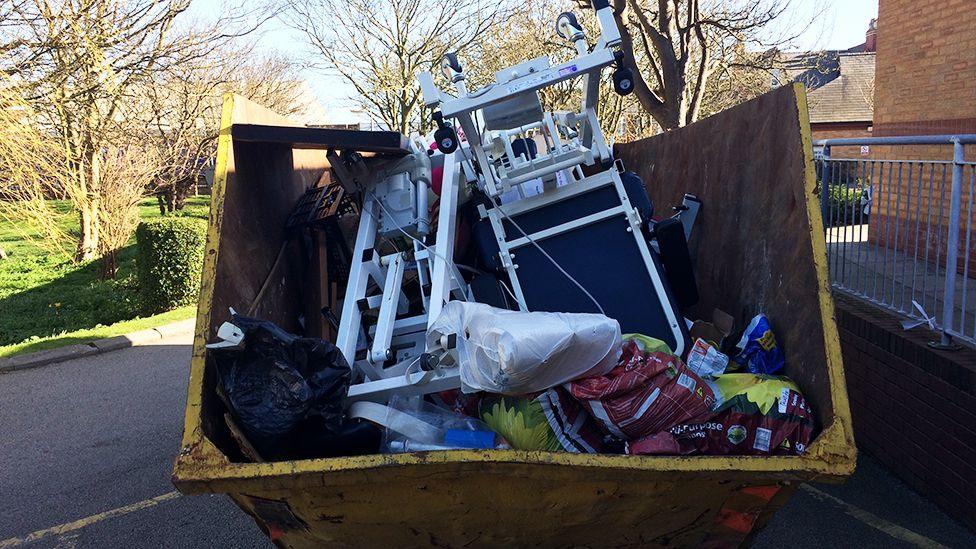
[427, 302, 622, 395]
[351, 397, 509, 452]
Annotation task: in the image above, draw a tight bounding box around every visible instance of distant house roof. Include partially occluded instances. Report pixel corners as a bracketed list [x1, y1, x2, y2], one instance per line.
[782, 48, 875, 124]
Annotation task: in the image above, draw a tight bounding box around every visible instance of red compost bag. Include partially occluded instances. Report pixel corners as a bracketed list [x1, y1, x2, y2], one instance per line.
[566, 340, 716, 440]
[627, 375, 814, 456]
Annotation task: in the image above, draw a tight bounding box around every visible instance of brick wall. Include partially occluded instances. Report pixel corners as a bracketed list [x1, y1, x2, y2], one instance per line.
[812, 123, 872, 142]
[835, 294, 976, 530]
[857, 156, 976, 277]
[817, 9, 976, 525]
[873, 0, 976, 139]
[860, 0, 976, 269]
[867, 209, 976, 277]
[813, 122, 873, 158]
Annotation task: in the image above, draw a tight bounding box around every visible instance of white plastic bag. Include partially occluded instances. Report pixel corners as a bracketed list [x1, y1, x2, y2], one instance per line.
[427, 302, 622, 395]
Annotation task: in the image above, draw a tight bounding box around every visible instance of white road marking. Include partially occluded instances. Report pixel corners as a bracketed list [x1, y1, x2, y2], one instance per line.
[801, 484, 949, 548]
[0, 491, 181, 548]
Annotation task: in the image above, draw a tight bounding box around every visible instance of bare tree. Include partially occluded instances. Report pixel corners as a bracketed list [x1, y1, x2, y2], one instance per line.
[600, 0, 817, 129]
[696, 44, 777, 119]
[136, 50, 306, 213]
[2, 0, 271, 267]
[0, 75, 73, 259]
[285, 0, 514, 134]
[95, 140, 160, 278]
[855, 71, 874, 112]
[463, 0, 578, 112]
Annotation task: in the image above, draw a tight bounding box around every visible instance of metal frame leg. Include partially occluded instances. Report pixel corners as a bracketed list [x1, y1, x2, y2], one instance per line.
[369, 252, 406, 369]
[336, 197, 379, 374]
[427, 150, 468, 326]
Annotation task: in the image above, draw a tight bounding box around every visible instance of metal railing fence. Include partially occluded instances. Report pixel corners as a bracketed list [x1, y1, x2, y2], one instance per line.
[815, 134, 976, 349]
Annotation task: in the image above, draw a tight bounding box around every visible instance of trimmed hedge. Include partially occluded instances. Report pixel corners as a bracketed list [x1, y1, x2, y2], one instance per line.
[136, 217, 207, 314]
[823, 184, 868, 227]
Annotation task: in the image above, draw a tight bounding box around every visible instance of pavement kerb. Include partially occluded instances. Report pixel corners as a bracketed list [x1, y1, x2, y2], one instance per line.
[0, 318, 196, 374]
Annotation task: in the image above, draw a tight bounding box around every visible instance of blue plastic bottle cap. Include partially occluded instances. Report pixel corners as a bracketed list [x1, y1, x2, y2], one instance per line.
[443, 429, 496, 449]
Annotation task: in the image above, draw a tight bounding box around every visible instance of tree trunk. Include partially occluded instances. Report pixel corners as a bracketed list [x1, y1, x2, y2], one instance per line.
[75, 146, 101, 262]
[173, 176, 192, 211]
[99, 249, 118, 280]
[654, 103, 682, 131]
[157, 185, 177, 213]
[76, 204, 99, 261]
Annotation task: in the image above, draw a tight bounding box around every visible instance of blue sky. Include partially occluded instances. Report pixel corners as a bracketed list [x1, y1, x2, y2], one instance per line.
[192, 0, 878, 124]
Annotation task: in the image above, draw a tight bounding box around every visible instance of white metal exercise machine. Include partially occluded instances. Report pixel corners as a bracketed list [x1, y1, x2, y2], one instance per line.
[338, 1, 690, 404]
[420, 2, 688, 346]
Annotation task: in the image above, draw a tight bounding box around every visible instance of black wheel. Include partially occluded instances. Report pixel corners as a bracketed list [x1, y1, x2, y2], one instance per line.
[443, 52, 462, 74]
[434, 124, 459, 153]
[555, 12, 580, 40]
[613, 67, 634, 96]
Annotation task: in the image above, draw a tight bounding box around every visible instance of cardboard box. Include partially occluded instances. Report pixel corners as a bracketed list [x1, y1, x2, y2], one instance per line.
[689, 309, 735, 352]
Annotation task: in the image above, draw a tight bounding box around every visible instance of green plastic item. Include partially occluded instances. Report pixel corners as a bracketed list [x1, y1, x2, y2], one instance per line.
[622, 333, 673, 356]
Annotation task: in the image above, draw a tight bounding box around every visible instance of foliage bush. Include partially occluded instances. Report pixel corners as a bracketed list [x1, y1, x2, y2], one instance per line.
[0, 197, 210, 347]
[822, 183, 869, 228]
[817, 160, 872, 228]
[136, 217, 207, 314]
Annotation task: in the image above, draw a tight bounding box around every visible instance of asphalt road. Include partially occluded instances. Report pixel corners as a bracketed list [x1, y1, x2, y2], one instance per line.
[0, 335, 973, 548]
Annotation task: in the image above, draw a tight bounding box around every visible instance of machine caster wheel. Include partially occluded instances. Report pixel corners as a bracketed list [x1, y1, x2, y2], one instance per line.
[613, 66, 634, 96]
[555, 12, 581, 40]
[441, 52, 461, 76]
[434, 123, 459, 153]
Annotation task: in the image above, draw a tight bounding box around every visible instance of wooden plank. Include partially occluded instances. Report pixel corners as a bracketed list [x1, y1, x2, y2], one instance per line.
[209, 139, 309, 332]
[223, 413, 265, 463]
[304, 173, 334, 341]
[195, 94, 331, 461]
[206, 98, 331, 334]
[231, 124, 410, 155]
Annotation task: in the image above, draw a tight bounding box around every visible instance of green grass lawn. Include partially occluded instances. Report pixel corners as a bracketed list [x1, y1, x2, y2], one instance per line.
[0, 306, 194, 358]
[0, 196, 210, 357]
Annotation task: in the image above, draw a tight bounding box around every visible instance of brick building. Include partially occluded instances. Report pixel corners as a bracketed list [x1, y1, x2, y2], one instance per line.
[835, 0, 976, 531]
[805, 52, 874, 142]
[867, 0, 976, 269]
[873, 0, 976, 140]
[786, 21, 876, 158]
